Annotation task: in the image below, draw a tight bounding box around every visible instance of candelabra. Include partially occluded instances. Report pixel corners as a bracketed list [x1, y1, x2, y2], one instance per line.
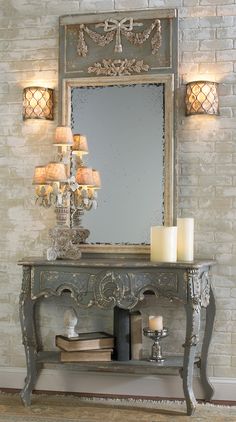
[32, 127, 101, 260]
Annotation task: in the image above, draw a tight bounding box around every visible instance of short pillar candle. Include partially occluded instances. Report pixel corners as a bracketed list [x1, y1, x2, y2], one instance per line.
[177, 218, 194, 262]
[149, 316, 163, 331]
[150, 226, 177, 262]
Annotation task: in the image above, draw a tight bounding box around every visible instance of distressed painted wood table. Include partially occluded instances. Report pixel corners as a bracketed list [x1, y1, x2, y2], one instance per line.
[18, 257, 216, 416]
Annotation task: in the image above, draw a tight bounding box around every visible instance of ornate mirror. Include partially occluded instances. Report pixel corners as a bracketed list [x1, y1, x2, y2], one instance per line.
[59, 9, 178, 254]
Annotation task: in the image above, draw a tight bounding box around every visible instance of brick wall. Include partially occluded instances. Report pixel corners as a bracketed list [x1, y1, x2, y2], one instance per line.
[0, 0, 236, 378]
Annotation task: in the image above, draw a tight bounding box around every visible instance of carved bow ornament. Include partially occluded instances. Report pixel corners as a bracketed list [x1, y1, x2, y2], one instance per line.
[73, 17, 162, 57]
[97, 18, 142, 53]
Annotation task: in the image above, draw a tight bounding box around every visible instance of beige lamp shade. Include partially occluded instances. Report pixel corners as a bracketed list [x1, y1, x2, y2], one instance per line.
[46, 162, 68, 182]
[72, 134, 89, 155]
[23, 87, 54, 120]
[76, 167, 94, 186]
[53, 126, 73, 146]
[92, 169, 101, 189]
[32, 166, 47, 185]
[185, 81, 219, 116]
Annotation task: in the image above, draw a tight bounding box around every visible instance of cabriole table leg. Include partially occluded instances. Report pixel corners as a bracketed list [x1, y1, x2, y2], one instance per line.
[19, 266, 38, 406]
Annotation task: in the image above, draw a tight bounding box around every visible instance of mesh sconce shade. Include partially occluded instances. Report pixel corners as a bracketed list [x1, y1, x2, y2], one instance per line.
[185, 81, 219, 116]
[23, 87, 54, 120]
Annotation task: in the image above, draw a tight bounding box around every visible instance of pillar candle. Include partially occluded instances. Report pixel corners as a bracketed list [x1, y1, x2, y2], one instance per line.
[150, 226, 177, 262]
[177, 218, 194, 262]
[149, 315, 163, 331]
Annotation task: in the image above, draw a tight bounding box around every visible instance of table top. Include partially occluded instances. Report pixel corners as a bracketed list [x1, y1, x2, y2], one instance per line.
[18, 256, 216, 269]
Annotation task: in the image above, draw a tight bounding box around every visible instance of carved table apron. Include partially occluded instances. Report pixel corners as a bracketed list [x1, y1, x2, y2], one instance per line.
[18, 258, 216, 416]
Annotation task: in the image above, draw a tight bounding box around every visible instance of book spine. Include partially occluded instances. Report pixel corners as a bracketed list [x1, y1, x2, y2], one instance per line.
[113, 306, 130, 361]
[130, 311, 142, 360]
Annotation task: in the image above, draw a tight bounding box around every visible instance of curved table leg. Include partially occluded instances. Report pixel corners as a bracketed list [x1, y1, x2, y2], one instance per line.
[200, 286, 215, 401]
[183, 301, 201, 416]
[19, 266, 38, 406]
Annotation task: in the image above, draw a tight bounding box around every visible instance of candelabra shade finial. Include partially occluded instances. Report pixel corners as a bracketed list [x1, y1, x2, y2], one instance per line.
[92, 169, 101, 189]
[32, 166, 47, 185]
[53, 126, 73, 146]
[72, 134, 89, 155]
[76, 167, 94, 187]
[46, 162, 68, 182]
[185, 81, 219, 116]
[23, 87, 54, 120]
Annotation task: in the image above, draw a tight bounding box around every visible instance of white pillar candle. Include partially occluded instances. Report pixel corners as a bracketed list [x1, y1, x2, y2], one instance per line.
[149, 315, 163, 331]
[177, 218, 194, 262]
[150, 226, 177, 262]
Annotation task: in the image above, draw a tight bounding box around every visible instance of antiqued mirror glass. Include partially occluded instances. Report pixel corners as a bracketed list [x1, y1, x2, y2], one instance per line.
[62, 74, 175, 252]
[71, 83, 164, 244]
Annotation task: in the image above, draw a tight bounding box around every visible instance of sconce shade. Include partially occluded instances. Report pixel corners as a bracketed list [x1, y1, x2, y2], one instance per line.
[185, 81, 219, 116]
[23, 87, 54, 120]
[53, 126, 73, 146]
[32, 166, 47, 185]
[72, 134, 89, 155]
[92, 169, 101, 189]
[46, 162, 68, 182]
[76, 167, 94, 186]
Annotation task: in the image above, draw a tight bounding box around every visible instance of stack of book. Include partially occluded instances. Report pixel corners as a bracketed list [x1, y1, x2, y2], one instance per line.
[56, 331, 114, 362]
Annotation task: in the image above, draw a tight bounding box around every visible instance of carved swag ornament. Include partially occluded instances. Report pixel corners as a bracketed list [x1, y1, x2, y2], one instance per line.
[70, 17, 162, 57]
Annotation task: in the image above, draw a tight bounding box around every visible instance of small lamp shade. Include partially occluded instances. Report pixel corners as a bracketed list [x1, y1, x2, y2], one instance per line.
[23, 87, 54, 120]
[53, 126, 73, 146]
[32, 166, 47, 185]
[76, 167, 94, 186]
[72, 134, 89, 155]
[92, 169, 101, 189]
[46, 162, 68, 182]
[185, 81, 219, 116]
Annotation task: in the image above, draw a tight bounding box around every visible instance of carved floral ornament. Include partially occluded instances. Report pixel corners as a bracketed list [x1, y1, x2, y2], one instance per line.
[88, 59, 149, 77]
[69, 17, 162, 57]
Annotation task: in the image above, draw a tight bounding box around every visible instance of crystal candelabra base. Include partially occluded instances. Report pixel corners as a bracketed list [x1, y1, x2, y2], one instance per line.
[72, 209, 90, 244]
[47, 225, 82, 260]
[47, 206, 82, 261]
[143, 327, 168, 362]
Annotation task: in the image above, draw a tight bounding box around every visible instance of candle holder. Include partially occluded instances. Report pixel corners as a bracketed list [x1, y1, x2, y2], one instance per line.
[143, 327, 168, 362]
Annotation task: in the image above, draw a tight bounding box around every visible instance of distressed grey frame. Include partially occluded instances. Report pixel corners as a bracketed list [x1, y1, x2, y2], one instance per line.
[59, 9, 178, 254]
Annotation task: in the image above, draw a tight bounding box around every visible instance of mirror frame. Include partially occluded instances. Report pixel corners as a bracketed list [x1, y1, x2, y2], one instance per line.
[61, 73, 175, 254]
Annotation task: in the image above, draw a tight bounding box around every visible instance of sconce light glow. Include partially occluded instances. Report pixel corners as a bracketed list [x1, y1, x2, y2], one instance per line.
[185, 81, 219, 116]
[23, 87, 54, 120]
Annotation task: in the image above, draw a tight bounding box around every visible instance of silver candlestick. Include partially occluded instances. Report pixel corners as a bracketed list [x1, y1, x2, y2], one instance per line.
[143, 327, 168, 362]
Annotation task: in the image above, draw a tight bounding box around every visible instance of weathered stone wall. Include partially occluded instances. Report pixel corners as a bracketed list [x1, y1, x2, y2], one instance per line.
[0, 0, 236, 380]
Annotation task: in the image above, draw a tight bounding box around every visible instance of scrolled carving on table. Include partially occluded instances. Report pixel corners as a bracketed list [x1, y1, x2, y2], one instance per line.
[94, 271, 139, 309]
[88, 59, 149, 76]
[70, 18, 162, 57]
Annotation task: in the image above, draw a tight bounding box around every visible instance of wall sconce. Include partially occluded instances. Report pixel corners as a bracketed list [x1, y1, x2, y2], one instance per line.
[185, 81, 219, 116]
[23, 86, 54, 120]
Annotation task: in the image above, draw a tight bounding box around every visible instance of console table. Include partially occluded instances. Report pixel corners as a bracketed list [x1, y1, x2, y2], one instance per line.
[19, 257, 216, 415]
